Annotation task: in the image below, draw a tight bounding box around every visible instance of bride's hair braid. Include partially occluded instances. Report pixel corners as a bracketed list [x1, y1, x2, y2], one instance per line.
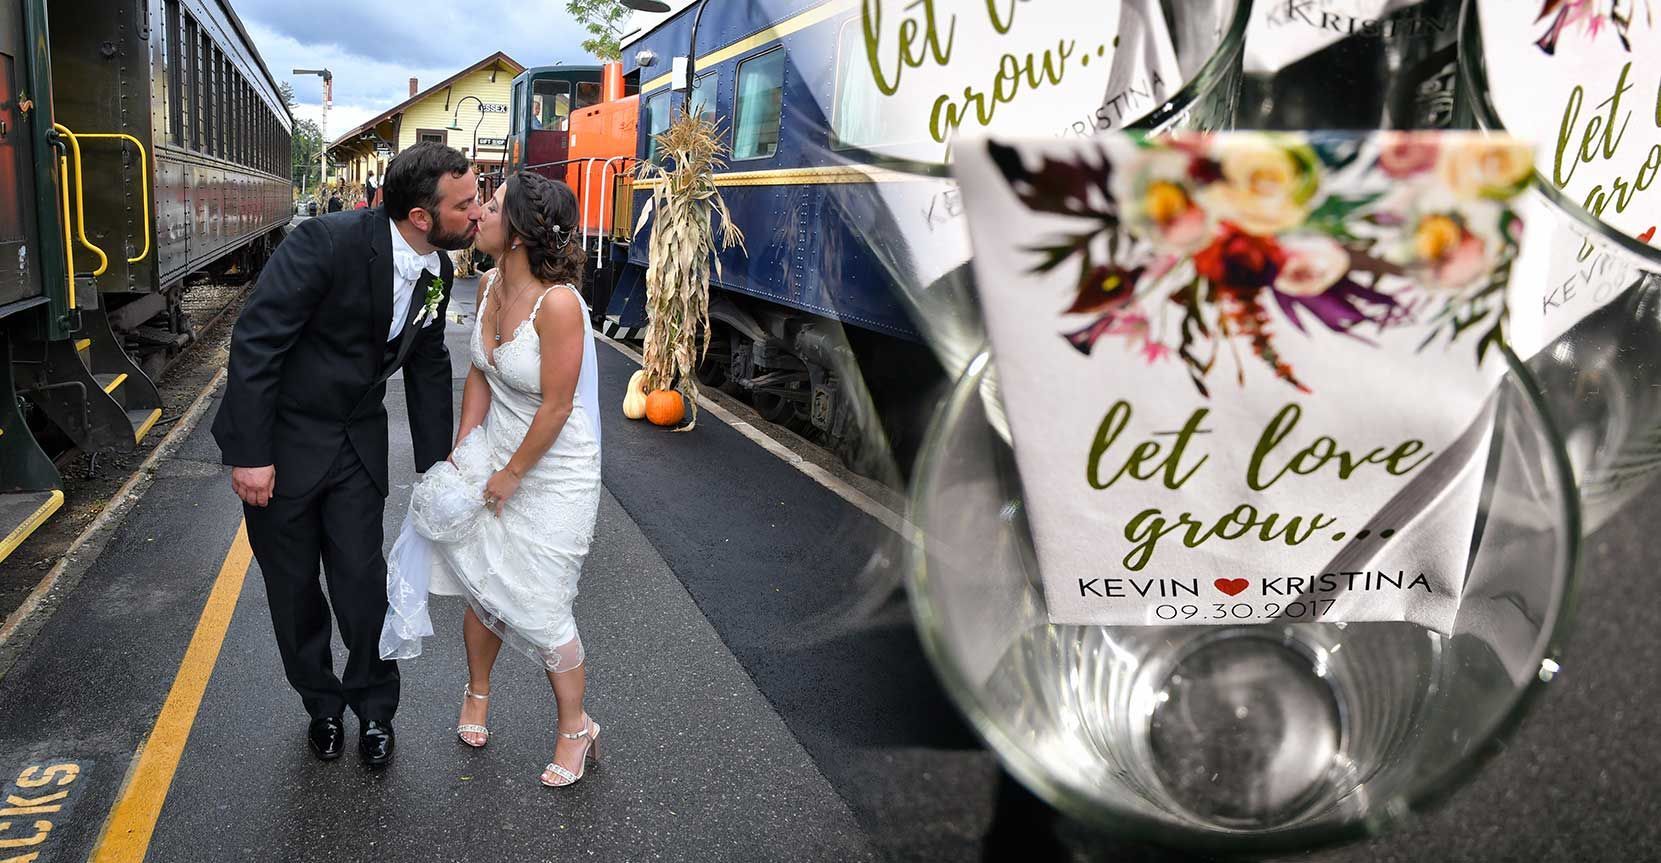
[504, 170, 587, 286]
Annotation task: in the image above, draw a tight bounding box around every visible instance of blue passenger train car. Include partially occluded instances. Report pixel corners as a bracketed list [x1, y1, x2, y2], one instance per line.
[611, 0, 943, 472]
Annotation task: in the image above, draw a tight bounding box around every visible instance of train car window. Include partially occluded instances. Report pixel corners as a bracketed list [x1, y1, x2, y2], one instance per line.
[165, 0, 182, 145]
[189, 21, 202, 150]
[218, 51, 229, 158]
[532, 79, 571, 131]
[232, 78, 242, 164]
[831, 18, 882, 151]
[733, 48, 785, 161]
[577, 81, 602, 110]
[643, 90, 670, 163]
[228, 76, 236, 163]
[247, 85, 255, 166]
[219, 55, 228, 159]
[690, 73, 718, 127]
[205, 42, 219, 156]
[223, 55, 231, 159]
[245, 84, 252, 165]
[221, 53, 231, 159]
[205, 45, 216, 156]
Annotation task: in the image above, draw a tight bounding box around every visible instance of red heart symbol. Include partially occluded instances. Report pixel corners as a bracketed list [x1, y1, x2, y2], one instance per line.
[1214, 578, 1249, 597]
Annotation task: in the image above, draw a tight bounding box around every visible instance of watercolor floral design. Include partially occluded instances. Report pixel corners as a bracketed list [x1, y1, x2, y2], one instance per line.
[1532, 0, 1653, 54]
[988, 132, 1531, 396]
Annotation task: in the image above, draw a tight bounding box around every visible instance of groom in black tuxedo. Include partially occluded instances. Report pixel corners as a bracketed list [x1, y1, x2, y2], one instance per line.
[213, 142, 479, 766]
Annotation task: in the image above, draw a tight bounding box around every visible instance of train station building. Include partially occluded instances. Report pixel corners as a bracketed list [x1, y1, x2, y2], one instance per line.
[326, 52, 524, 199]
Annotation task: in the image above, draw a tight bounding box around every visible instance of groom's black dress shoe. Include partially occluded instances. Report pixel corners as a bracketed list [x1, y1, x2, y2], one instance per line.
[308, 716, 344, 760]
[359, 720, 395, 766]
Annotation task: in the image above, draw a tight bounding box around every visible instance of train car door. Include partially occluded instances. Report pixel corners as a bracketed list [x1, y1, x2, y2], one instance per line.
[0, 0, 44, 308]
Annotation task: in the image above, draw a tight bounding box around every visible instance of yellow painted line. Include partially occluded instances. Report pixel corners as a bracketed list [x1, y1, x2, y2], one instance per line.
[641, 0, 854, 93]
[0, 490, 64, 563]
[101, 374, 127, 395]
[88, 521, 252, 862]
[633, 163, 933, 190]
[75, 339, 92, 352]
[133, 408, 163, 444]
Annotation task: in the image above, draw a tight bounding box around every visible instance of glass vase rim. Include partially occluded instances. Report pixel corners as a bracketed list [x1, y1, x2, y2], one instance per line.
[903, 344, 1583, 854]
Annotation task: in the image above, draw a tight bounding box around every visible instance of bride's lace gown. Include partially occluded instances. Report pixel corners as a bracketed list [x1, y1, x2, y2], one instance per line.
[395, 272, 602, 671]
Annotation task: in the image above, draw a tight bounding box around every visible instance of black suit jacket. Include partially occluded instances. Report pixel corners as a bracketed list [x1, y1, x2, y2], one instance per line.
[212, 207, 454, 498]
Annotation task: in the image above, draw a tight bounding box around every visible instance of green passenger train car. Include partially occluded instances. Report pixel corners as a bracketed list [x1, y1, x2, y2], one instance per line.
[0, 0, 292, 561]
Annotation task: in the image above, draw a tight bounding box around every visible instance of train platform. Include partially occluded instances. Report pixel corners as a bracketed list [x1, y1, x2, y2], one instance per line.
[0, 278, 1655, 862]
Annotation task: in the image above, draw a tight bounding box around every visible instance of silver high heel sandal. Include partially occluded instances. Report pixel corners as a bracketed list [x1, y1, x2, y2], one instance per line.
[540, 715, 600, 787]
[456, 686, 490, 748]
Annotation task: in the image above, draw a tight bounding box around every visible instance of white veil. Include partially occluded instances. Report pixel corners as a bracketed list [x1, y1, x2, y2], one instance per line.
[570, 284, 602, 462]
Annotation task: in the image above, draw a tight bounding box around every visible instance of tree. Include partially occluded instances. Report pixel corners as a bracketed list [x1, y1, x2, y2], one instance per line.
[290, 118, 323, 193]
[279, 82, 324, 195]
[566, 0, 630, 61]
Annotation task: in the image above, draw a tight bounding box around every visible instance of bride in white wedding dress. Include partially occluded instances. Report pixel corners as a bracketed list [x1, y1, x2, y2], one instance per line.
[383, 170, 604, 788]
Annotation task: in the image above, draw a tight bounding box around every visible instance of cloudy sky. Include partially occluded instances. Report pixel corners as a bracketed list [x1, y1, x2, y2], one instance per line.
[236, 0, 602, 142]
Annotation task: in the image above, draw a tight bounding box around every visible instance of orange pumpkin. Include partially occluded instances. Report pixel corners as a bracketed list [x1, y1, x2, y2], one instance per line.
[645, 389, 685, 427]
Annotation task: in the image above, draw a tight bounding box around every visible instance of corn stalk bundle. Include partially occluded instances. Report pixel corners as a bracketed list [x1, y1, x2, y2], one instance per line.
[636, 111, 745, 430]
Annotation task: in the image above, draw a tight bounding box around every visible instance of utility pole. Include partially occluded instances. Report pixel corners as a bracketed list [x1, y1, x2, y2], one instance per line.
[293, 68, 332, 197]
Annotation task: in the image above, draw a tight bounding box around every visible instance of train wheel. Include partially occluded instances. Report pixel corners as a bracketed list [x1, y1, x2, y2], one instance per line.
[750, 390, 796, 425]
[695, 324, 734, 392]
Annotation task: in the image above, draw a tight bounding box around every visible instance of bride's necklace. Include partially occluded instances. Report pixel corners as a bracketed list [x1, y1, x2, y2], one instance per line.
[492, 274, 542, 344]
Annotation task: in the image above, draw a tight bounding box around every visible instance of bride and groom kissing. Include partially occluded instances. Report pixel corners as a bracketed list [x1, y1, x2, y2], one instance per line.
[211, 141, 606, 787]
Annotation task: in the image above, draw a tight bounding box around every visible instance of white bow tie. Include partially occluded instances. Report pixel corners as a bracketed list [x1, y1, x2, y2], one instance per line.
[394, 249, 439, 283]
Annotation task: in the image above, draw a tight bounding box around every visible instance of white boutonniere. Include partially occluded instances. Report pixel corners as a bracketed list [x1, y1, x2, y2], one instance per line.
[416, 275, 444, 326]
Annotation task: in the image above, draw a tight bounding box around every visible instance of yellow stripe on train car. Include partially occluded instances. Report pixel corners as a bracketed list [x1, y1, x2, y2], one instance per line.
[632, 164, 935, 190]
[640, 0, 855, 94]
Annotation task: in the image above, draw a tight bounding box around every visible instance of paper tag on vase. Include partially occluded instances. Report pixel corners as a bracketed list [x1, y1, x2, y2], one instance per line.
[952, 131, 1536, 633]
[1475, 0, 1660, 245]
[1476, 0, 1661, 355]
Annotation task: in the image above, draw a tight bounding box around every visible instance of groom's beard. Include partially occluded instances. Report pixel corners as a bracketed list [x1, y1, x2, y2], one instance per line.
[426, 220, 477, 251]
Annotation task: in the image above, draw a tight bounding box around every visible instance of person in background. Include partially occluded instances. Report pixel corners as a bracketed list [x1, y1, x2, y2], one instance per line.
[327, 191, 344, 213]
[366, 172, 379, 208]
